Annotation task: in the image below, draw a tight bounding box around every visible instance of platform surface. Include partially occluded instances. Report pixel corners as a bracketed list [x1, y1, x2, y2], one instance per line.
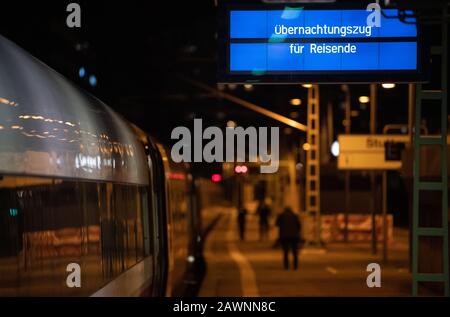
[199, 209, 411, 297]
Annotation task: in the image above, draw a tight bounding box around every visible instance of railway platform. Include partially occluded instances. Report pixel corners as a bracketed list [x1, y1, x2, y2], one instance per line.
[199, 208, 411, 297]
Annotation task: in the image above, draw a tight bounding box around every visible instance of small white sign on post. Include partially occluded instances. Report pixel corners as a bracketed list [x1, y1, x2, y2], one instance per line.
[337, 135, 409, 170]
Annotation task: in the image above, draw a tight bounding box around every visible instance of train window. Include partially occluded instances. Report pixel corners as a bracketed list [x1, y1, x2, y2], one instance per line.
[80, 182, 103, 294]
[140, 186, 150, 257]
[0, 175, 153, 296]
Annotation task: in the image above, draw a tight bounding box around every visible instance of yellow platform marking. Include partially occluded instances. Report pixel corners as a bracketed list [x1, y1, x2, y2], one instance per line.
[226, 214, 260, 297]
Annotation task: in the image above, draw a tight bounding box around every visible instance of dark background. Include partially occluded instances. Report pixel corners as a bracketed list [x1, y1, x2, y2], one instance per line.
[1, 1, 434, 138]
[0, 1, 448, 186]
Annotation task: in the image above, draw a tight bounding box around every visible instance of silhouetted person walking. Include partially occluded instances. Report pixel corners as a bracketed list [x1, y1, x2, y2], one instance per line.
[276, 207, 302, 270]
[256, 200, 271, 241]
[237, 206, 247, 241]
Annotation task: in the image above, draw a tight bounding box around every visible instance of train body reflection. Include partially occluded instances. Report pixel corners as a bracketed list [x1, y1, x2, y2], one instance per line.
[0, 35, 216, 296]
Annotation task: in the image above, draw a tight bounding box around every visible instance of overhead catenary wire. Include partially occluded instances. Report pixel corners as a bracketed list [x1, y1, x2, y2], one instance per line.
[179, 76, 308, 132]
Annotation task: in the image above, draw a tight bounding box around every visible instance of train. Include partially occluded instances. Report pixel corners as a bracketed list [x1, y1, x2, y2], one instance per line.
[0, 35, 219, 296]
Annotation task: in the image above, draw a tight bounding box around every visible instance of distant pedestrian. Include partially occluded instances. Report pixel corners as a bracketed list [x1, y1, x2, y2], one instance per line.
[276, 207, 302, 270]
[237, 205, 248, 241]
[256, 200, 271, 241]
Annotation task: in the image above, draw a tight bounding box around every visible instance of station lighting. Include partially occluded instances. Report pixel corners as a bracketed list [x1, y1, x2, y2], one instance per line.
[78, 67, 86, 78]
[227, 120, 237, 128]
[302, 84, 313, 89]
[216, 111, 226, 120]
[358, 96, 370, 104]
[168, 172, 186, 180]
[302, 143, 311, 151]
[9, 208, 18, 217]
[217, 84, 226, 91]
[244, 84, 254, 91]
[89, 75, 97, 87]
[290, 98, 302, 106]
[234, 165, 248, 174]
[211, 174, 222, 183]
[331, 140, 340, 157]
[350, 110, 359, 117]
[382, 83, 396, 89]
[0, 97, 18, 107]
[284, 127, 293, 135]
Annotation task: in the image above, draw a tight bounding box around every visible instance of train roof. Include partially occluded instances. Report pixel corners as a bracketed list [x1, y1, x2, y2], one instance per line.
[0, 35, 149, 185]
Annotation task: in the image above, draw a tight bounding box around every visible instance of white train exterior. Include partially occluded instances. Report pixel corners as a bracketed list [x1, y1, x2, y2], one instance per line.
[0, 35, 204, 296]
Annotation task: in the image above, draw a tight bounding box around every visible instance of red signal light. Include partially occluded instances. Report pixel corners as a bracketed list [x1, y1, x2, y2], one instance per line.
[234, 165, 248, 174]
[211, 174, 222, 183]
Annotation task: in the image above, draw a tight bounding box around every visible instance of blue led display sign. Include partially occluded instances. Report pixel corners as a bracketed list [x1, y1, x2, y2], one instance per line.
[218, 4, 427, 83]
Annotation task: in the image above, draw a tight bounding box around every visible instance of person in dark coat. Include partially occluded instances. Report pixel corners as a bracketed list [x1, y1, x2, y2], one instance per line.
[237, 205, 247, 241]
[276, 207, 302, 270]
[256, 200, 271, 241]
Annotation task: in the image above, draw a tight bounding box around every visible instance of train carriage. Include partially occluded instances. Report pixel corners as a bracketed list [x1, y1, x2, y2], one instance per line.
[0, 35, 201, 297]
